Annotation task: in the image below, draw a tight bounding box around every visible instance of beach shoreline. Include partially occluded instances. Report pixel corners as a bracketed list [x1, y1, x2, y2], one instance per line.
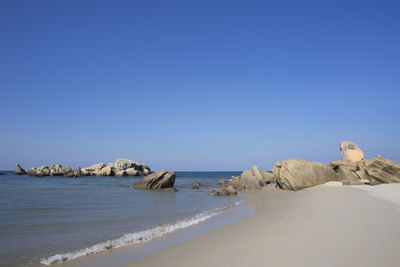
[48, 194, 254, 267]
[122, 184, 400, 267]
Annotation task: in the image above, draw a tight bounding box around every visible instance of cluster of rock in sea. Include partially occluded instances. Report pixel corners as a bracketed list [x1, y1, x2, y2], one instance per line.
[209, 141, 400, 196]
[14, 158, 152, 177]
[14, 158, 177, 191]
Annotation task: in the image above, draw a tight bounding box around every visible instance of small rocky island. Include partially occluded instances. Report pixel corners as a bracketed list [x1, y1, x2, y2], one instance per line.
[14, 158, 152, 177]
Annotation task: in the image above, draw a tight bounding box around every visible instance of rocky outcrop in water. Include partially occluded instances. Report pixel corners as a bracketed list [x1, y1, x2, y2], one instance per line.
[14, 164, 26, 175]
[15, 158, 152, 178]
[130, 170, 176, 190]
[192, 182, 201, 189]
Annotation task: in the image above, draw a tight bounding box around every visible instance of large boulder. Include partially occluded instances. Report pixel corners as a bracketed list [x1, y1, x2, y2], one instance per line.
[273, 159, 339, 190]
[14, 164, 26, 175]
[363, 157, 400, 185]
[130, 170, 176, 190]
[339, 141, 364, 162]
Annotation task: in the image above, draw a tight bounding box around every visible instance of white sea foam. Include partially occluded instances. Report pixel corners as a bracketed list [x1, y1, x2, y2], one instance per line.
[40, 199, 244, 265]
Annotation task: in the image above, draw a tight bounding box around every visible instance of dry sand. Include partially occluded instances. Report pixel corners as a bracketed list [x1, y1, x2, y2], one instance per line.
[122, 184, 400, 267]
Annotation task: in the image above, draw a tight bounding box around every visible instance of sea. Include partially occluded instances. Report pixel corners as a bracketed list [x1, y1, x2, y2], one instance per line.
[0, 171, 245, 266]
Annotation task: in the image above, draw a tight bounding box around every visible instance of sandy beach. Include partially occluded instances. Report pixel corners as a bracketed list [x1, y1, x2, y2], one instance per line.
[124, 184, 400, 267]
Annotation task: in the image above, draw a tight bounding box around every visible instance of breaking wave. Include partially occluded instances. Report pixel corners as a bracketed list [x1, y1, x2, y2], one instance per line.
[41, 199, 244, 265]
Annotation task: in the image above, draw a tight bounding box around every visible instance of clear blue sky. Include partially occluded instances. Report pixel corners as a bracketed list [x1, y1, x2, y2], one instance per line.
[1, 0, 399, 171]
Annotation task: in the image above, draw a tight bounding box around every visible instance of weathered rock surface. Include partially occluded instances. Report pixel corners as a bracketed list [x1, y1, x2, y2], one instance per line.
[260, 170, 276, 184]
[130, 170, 176, 190]
[273, 159, 339, 191]
[339, 141, 364, 162]
[329, 160, 365, 183]
[363, 157, 400, 185]
[14, 164, 26, 175]
[237, 170, 262, 190]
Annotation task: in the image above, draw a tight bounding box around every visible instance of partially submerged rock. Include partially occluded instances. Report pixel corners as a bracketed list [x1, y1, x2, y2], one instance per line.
[339, 141, 364, 162]
[210, 184, 237, 196]
[273, 159, 339, 191]
[130, 170, 176, 190]
[14, 164, 26, 175]
[192, 182, 201, 189]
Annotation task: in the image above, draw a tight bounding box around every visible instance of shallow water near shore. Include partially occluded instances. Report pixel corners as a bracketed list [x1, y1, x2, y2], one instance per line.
[0, 171, 242, 266]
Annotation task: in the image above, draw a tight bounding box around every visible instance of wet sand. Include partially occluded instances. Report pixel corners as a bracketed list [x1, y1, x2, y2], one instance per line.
[123, 184, 400, 267]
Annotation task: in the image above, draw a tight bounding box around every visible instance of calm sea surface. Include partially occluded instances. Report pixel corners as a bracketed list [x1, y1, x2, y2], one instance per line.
[0, 171, 241, 266]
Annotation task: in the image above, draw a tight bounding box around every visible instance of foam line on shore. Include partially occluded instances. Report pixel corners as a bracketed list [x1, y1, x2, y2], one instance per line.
[40, 199, 245, 265]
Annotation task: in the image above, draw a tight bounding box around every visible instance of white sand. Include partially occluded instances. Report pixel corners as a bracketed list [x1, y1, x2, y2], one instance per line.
[355, 183, 400, 207]
[123, 185, 400, 267]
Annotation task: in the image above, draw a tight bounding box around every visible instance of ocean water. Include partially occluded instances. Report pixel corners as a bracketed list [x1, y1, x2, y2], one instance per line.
[0, 171, 242, 266]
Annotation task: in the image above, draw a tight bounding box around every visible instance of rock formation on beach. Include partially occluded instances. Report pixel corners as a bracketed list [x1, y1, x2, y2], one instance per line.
[14, 158, 152, 178]
[211, 165, 275, 195]
[130, 170, 176, 190]
[273, 159, 340, 190]
[212, 140, 400, 195]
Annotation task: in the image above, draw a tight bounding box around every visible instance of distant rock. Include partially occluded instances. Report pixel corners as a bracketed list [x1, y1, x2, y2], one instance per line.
[94, 166, 113, 176]
[218, 179, 226, 185]
[339, 141, 364, 162]
[0, 172, 5, 175]
[125, 168, 138, 176]
[273, 159, 339, 190]
[130, 170, 176, 190]
[85, 163, 105, 172]
[192, 182, 201, 189]
[115, 170, 127, 176]
[14, 164, 26, 175]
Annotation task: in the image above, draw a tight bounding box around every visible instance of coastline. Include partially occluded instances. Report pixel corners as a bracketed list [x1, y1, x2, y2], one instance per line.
[123, 184, 400, 267]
